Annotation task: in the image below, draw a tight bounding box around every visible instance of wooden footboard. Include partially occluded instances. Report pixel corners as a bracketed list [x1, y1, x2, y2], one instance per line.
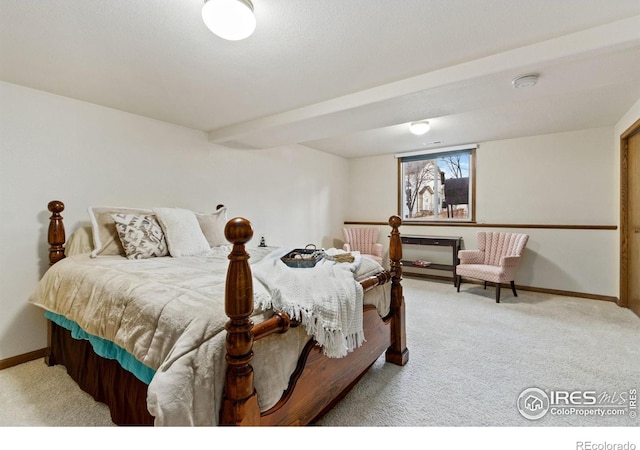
[260, 305, 391, 425]
[220, 215, 407, 426]
[45, 201, 407, 426]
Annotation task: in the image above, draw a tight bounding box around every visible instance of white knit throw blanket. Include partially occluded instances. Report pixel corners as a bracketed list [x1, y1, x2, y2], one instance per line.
[252, 248, 364, 358]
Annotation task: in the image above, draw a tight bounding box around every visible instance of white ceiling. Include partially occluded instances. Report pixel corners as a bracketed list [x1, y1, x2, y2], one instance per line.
[1, 0, 639, 158]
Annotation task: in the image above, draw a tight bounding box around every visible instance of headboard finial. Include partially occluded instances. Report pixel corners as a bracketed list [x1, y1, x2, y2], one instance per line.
[48, 200, 64, 214]
[48, 200, 66, 266]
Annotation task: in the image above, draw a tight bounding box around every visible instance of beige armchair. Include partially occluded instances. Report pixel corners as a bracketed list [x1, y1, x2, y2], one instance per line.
[343, 227, 383, 264]
[456, 231, 529, 303]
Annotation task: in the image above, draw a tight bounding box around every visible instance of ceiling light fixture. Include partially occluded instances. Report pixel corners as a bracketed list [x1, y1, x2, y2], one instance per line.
[409, 120, 431, 135]
[512, 73, 539, 89]
[202, 0, 256, 41]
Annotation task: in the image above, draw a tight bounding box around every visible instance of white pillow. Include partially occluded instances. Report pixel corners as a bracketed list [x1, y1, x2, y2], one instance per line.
[153, 207, 210, 257]
[195, 206, 227, 248]
[65, 226, 94, 257]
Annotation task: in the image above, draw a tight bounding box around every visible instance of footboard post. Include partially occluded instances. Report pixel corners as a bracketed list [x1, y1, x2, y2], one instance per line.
[220, 218, 260, 426]
[385, 215, 409, 366]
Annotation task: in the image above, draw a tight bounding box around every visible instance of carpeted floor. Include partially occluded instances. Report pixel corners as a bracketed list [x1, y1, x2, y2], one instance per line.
[1, 278, 639, 430]
[318, 278, 640, 428]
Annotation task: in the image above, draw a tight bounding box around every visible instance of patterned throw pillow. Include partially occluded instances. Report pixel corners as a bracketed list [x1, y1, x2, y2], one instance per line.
[88, 206, 154, 257]
[111, 214, 168, 259]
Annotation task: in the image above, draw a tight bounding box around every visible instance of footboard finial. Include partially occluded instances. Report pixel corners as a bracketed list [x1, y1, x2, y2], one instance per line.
[221, 217, 260, 426]
[48, 200, 66, 266]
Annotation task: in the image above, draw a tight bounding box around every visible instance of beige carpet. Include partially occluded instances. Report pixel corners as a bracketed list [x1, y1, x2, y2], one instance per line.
[1, 278, 639, 434]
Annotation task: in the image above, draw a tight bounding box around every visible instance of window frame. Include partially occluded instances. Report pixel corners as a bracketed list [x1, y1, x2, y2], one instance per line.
[396, 144, 477, 224]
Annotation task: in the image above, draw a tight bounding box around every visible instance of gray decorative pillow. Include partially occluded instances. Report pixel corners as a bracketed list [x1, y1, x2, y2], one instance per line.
[111, 213, 168, 259]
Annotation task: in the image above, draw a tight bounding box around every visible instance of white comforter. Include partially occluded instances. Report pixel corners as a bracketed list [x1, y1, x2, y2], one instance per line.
[28, 246, 389, 426]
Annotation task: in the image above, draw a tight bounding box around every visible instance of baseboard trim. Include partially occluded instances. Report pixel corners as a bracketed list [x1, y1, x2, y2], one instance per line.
[512, 284, 618, 303]
[0, 348, 47, 371]
[404, 273, 619, 303]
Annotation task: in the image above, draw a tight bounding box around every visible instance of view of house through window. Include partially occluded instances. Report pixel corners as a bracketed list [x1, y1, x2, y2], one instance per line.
[397, 146, 475, 222]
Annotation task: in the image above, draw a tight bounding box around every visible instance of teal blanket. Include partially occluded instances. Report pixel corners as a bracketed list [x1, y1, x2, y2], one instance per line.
[45, 311, 155, 384]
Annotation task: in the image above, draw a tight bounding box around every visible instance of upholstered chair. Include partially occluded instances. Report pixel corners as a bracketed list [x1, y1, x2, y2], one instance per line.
[343, 228, 383, 264]
[456, 232, 529, 303]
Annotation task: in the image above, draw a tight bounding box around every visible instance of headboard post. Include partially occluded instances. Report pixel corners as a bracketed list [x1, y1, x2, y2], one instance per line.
[47, 200, 66, 266]
[385, 215, 409, 366]
[220, 217, 260, 426]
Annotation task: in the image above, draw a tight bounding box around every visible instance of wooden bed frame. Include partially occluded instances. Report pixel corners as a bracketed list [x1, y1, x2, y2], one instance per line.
[44, 200, 409, 426]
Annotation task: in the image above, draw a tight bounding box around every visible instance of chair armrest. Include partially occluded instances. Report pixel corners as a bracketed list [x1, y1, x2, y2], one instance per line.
[458, 249, 484, 264]
[343, 243, 352, 252]
[372, 243, 383, 257]
[501, 255, 521, 267]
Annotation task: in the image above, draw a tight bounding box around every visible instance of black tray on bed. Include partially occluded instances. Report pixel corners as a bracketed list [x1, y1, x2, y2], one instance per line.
[280, 244, 324, 268]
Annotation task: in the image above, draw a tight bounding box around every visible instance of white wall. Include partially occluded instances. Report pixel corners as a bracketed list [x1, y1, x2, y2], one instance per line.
[347, 127, 620, 298]
[0, 81, 348, 361]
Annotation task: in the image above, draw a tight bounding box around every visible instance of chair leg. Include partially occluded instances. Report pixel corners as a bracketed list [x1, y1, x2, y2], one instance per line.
[483, 281, 487, 290]
[456, 276, 461, 292]
[495, 283, 501, 303]
[511, 280, 518, 297]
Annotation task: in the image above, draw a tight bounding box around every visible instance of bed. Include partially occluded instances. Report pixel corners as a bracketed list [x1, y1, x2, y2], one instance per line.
[31, 200, 408, 426]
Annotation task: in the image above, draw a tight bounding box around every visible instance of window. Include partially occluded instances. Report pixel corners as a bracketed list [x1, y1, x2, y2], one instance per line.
[397, 145, 476, 222]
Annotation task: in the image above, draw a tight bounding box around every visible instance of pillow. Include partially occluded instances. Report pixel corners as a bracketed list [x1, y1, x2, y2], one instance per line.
[153, 207, 210, 257]
[88, 206, 153, 257]
[65, 226, 94, 257]
[195, 206, 227, 248]
[111, 214, 168, 260]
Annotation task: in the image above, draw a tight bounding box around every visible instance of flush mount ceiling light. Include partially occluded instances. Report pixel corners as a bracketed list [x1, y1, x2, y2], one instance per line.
[512, 73, 539, 89]
[409, 120, 431, 135]
[202, 0, 256, 41]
